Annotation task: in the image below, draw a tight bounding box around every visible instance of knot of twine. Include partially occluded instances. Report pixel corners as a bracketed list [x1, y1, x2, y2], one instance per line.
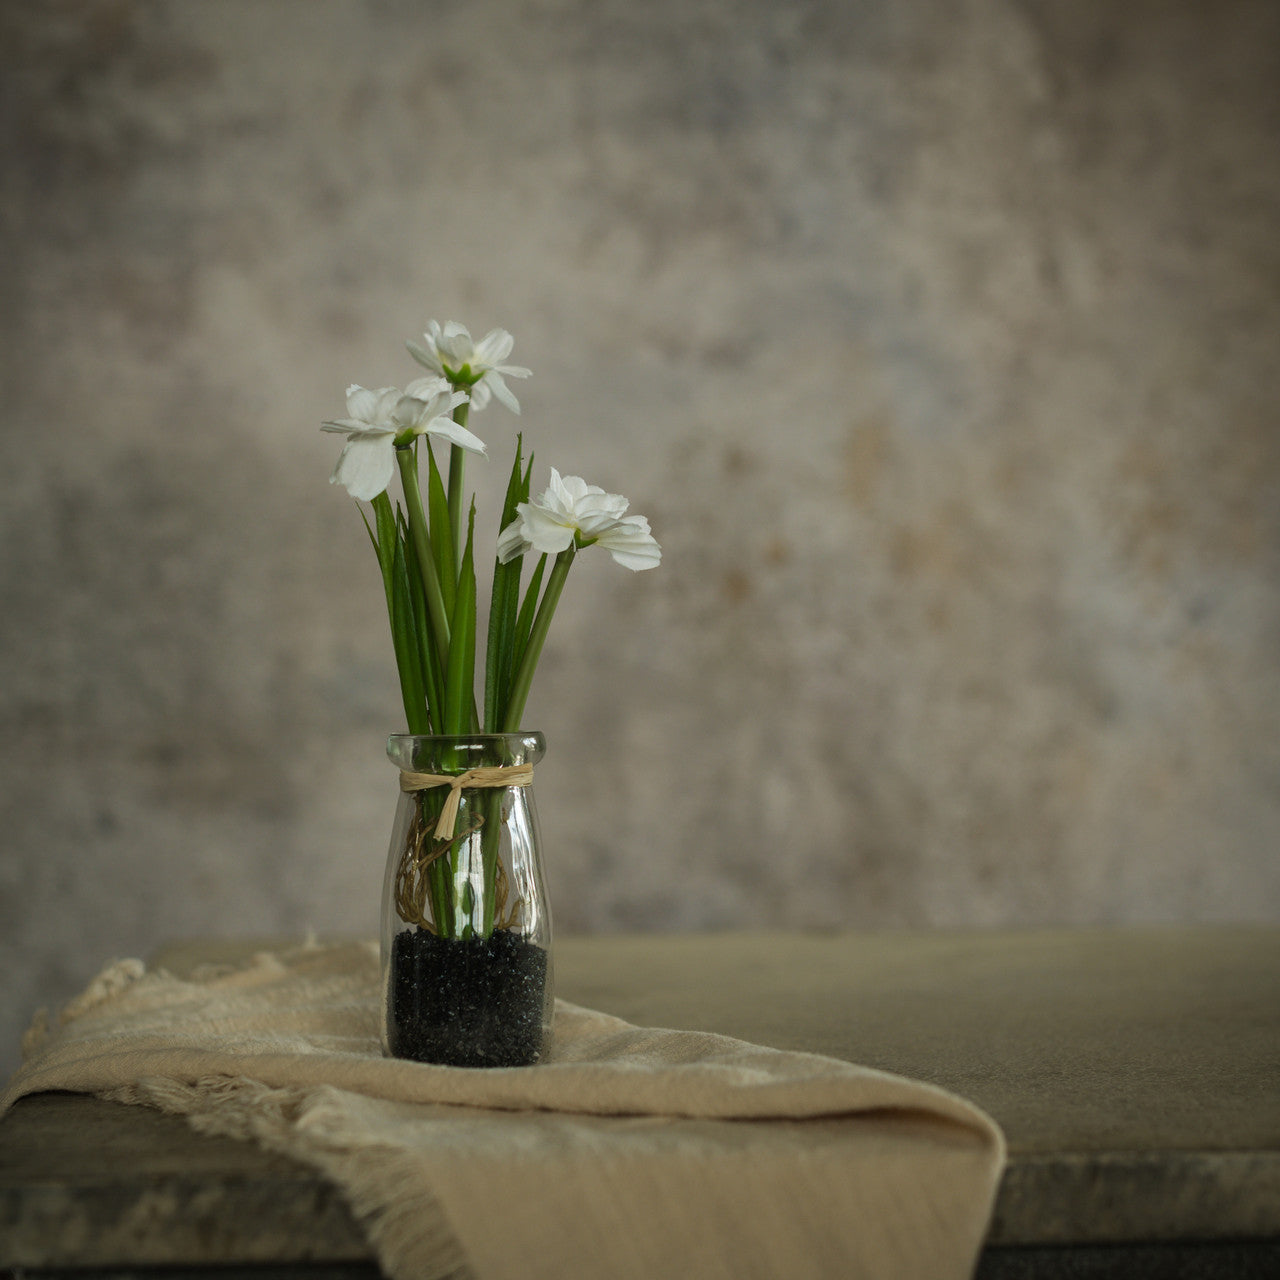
[399, 764, 534, 840]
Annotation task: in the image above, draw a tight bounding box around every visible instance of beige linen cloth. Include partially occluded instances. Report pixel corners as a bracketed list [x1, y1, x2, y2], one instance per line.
[2, 940, 1004, 1280]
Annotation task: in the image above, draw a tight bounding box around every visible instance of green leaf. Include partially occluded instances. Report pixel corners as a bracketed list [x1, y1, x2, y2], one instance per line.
[372, 492, 397, 597]
[365, 494, 426, 733]
[503, 547, 573, 733]
[510, 553, 547, 684]
[395, 447, 451, 672]
[358, 503, 380, 559]
[443, 502, 478, 737]
[388, 506, 430, 734]
[401, 508, 442, 726]
[484, 436, 531, 732]
[485, 562, 520, 732]
[447, 403, 471, 558]
[425, 443, 456, 620]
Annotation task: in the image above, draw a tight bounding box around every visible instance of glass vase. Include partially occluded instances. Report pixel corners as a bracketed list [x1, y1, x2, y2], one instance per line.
[380, 732, 553, 1067]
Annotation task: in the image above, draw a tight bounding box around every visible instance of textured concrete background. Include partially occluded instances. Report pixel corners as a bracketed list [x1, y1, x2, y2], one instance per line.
[2, 0, 1278, 1074]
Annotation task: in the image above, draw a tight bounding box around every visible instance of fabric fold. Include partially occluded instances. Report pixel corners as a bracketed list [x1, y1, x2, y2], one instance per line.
[3, 940, 1004, 1280]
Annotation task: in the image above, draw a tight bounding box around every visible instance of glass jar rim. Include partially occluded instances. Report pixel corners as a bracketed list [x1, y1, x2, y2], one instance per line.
[387, 731, 545, 770]
[388, 731, 545, 746]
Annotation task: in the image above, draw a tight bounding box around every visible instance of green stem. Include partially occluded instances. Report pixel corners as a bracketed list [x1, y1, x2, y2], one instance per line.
[484, 437, 530, 733]
[427, 814, 453, 938]
[442, 504, 477, 738]
[501, 544, 575, 732]
[479, 788, 503, 936]
[447, 401, 470, 568]
[368, 494, 429, 734]
[395, 445, 451, 666]
[424, 443, 456, 621]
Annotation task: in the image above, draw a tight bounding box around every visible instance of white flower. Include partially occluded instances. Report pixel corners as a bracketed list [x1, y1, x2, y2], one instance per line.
[407, 320, 531, 414]
[498, 469, 661, 571]
[322, 382, 483, 501]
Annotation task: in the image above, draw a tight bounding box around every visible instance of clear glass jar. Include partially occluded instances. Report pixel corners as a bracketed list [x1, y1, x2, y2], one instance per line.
[380, 733, 553, 1067]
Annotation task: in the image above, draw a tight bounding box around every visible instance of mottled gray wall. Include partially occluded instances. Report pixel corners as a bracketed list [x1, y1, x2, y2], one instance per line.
[3, 0, 1278, 1072]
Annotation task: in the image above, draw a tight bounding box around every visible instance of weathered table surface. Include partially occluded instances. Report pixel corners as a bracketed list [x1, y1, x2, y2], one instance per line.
[2, 927, 1278, 1278]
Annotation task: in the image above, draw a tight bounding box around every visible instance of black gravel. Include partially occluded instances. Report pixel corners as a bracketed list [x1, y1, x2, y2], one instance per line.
[387, 927, 549, 1067]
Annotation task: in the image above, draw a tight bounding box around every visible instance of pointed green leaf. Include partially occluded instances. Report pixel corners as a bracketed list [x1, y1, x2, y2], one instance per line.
[443, 503, 478, 738]
[426, 443, 456, 619]
[389, 513, 430, 734]
[484, 436, 530, 732]
[372, 492, 398, 598]
[366, 493, 427, 733]
[510, 553, 547, 682]
[503, 547, 573, 733]
[401, 510, 442, 725]
[395, 446, 451, 672]
[358, 503, 380, 560]
[447, 403, 471, 557]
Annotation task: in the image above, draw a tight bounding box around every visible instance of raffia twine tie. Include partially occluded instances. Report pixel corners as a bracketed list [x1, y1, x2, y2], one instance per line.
[399, 764, 534, 840]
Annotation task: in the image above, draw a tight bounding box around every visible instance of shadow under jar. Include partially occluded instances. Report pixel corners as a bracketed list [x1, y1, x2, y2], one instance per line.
[381, 733, 553, 1067]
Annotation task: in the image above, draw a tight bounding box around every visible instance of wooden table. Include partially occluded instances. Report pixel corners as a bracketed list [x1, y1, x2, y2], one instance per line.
[3, 927, 1278, 1278]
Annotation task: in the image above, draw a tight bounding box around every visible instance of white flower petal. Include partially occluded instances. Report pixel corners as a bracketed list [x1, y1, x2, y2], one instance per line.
[437, 324, 475, 364]
[404, 374, 450, 400]
[597, 518, 662, 570]
[379, 386, 407, 415]
[408, 322, 530, 414]
[345, 385, 387, 423]
[406, 340, 444, 375]
[423, 417, 489, 456]
[321, 418, 394, 436]
[557, 475, 625, 524]
[559, 474, 608, 505]
[520, 503, 576, 555]
[579, 488, 630, 520]
[487, 371, 521, 414]
[496, 518, 531, 564]
[394, 386, 469, 430]
[330, 433, 396, 501]
[516, 468, 660, 570]
[390, 395, 428, 431]
[540, 469, 574, 516]
[474, 328, 515, 365]
[574, 511, 620, 538]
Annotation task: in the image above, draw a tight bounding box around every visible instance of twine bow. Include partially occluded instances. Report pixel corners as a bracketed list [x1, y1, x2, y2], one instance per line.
[399, 764, 534, 840]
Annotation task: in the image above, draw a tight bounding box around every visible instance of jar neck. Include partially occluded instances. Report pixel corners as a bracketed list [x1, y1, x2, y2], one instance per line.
[387, 732, 545, 773]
